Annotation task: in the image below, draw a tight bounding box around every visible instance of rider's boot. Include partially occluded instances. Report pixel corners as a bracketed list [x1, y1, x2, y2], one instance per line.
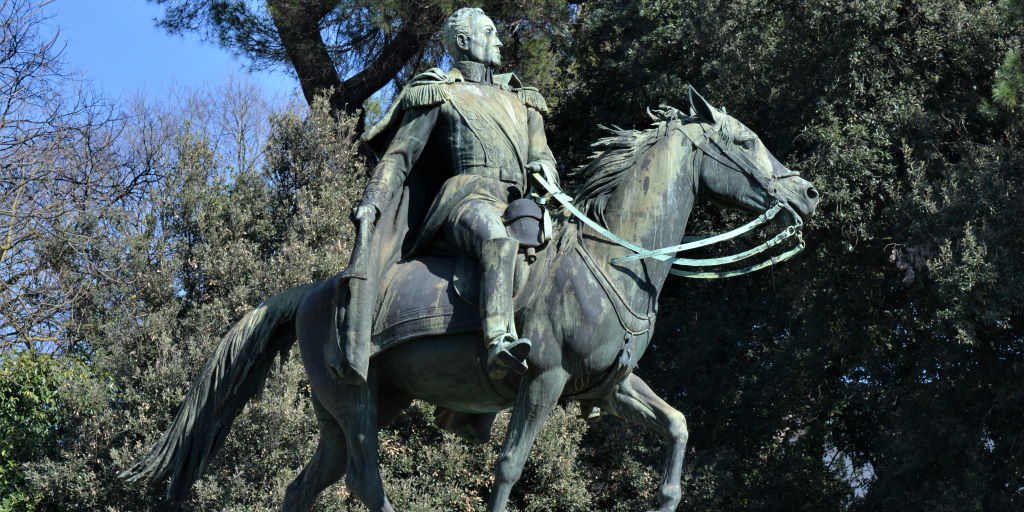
[480, 237, 531, 379]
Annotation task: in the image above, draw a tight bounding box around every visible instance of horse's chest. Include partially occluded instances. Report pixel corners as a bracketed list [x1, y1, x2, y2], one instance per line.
[544, 249, 655, 378]
[542, 256, 632, 368]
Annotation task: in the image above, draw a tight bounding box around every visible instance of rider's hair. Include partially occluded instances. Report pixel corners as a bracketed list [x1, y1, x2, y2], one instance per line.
[443, 7, 485, 58]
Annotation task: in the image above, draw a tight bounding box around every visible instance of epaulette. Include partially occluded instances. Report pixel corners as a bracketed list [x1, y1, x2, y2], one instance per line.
[399, 68, 453, 110]
[361, 68, 452, 151]
[494, 72, 549, 115]
[514, 86, 548, 115]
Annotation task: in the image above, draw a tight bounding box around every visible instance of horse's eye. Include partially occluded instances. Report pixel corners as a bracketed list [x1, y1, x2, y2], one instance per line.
[738, 138, 755, 150]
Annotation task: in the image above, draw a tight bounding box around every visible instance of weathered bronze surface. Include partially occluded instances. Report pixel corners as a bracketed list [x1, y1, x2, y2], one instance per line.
[343, 7, 559, 384]
[121, 8, 820, 512]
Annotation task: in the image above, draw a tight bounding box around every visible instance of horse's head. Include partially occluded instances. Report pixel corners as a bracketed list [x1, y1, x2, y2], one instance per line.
[683, 87, 819, 224]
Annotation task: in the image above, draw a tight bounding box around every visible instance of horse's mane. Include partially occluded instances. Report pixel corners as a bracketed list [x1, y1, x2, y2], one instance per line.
[569, 107, 687, 221]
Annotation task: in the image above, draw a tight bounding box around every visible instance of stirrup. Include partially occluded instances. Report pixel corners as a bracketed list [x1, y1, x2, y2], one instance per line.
[488, 334, 531, 379]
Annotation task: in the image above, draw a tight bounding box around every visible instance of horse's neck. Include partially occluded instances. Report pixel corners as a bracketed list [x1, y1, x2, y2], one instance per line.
[582, 129, 695, 315]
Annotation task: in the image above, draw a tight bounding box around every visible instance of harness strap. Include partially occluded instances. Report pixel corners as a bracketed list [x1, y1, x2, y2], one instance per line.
[612, 203, 786, 263]
[532, 173, 654, 257]
[669, 238, 806, 278]
[531, 172, 805, 278]
[574, 242, 656, 334]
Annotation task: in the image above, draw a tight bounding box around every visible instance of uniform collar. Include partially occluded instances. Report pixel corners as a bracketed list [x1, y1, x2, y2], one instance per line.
[454, 60, 493, 84]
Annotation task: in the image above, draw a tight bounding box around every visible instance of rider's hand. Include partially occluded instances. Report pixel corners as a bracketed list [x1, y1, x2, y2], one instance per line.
[351, 204, 378, 224]
[527, 161, 559, 187]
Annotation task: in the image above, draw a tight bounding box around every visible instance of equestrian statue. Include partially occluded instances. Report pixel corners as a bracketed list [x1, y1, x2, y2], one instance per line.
[121, 7, 820, 512]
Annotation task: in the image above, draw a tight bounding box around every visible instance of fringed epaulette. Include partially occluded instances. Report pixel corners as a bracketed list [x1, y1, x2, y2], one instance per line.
[399, 68, 452, 110]
[515, 86, 548, 115]
[400, 82, 451, 110]
[362, 68, 452, 152]
[494, 72, 549, 115]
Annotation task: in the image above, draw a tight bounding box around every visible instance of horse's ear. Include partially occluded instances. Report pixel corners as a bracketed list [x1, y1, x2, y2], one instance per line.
[688, 86, 718, 125]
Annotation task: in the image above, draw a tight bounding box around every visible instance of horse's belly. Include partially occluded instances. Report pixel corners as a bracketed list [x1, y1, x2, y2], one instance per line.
[374, 333, 514, 413]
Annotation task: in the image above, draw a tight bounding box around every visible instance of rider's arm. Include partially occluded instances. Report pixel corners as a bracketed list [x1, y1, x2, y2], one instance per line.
[360, 107, 440, 215]
[526, 108, 559, 187]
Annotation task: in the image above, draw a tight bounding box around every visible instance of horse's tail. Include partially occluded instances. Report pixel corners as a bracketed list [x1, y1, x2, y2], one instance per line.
[119, 282, 315, 502]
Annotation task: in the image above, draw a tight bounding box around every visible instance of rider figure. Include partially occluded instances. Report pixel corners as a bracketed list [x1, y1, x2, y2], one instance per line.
[345, 7, 559, 381]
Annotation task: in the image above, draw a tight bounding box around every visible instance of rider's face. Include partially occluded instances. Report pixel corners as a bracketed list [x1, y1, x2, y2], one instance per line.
[461, 14, 502, 67]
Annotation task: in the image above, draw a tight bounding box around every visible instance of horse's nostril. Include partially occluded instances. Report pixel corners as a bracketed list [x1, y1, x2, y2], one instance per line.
[806, 186, 819, 200]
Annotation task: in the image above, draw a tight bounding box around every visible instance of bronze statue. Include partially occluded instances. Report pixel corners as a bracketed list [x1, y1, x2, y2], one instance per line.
[121, 8, 820, 512]
[343, 7, 559, 383]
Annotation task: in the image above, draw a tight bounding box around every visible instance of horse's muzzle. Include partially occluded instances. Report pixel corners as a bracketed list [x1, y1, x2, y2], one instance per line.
[776, 175, 820, 222]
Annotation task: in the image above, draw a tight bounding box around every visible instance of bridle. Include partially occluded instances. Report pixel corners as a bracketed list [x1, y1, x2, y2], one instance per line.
[531, 117, 806, 279]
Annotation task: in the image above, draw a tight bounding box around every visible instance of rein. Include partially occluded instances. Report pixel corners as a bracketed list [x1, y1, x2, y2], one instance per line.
[530, 122, 805, 278]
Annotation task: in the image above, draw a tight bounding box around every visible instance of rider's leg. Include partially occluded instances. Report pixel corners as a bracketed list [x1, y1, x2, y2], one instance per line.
[447, 197, 530, 377]
[481, 236, 530, 376]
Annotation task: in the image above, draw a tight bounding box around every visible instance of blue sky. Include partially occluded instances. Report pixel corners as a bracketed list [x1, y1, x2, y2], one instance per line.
[47, 0, 299, 102]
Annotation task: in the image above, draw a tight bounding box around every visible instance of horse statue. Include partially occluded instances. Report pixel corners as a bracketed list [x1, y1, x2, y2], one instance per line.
[122, 87, 819, 512]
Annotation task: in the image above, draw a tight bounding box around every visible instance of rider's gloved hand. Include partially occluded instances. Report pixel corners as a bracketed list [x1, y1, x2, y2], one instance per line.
[527, 161, 559, 188]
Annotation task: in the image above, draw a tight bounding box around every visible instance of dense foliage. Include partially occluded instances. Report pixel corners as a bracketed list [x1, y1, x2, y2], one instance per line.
[550, 1, 1024, 510]
[2, 0, 1023, 510]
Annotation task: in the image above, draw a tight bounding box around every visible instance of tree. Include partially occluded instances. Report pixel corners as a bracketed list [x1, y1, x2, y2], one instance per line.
[0, 0, 156, 353]
[987, 0, 1024, 112]
[0, 352, 97, 511]
[147, 0, 573, 116]
[553, 1, 1024, 510]
[13, 85, 360, 510]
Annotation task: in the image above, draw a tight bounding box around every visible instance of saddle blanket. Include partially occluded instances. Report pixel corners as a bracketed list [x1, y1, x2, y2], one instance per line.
[370, 257, 482, 351]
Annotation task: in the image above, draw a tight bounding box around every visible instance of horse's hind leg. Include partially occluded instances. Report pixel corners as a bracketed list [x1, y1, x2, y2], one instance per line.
[281, 385, 410, 512]
[593, 373, 688, 512]
[281, 394, 348, 512]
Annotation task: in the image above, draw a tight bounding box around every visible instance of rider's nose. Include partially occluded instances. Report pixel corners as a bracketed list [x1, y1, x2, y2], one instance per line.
[495, 38, 503, 47]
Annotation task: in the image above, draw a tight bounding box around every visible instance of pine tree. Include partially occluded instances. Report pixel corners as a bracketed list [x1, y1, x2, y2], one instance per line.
[991, 0, 1024, 111]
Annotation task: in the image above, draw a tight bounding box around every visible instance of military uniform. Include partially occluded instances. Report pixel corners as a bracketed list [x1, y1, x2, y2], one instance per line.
[345, 60, 557, 380]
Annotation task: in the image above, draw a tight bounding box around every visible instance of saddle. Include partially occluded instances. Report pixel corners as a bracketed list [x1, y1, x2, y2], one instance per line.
[367, 199, 558, 355]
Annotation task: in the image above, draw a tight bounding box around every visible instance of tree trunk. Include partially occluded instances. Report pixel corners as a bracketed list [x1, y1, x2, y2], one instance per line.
[267, 0, 441, 116]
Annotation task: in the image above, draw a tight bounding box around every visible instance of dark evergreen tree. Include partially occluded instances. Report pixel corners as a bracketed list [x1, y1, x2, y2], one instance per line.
[552, 1, 1024, 510]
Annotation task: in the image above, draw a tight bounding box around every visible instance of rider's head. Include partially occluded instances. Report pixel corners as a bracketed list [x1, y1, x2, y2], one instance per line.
[443, 7, 502, 68]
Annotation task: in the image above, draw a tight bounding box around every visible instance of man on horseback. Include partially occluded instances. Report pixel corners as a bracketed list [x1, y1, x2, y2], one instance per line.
[339, 7, 559, 384]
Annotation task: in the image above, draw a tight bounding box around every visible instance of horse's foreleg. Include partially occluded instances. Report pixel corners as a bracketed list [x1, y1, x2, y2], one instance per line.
[282, 395, 347, 512]
[596, 373, 688, 512]
[328, 375, 395, 512]
[486, 370, 569, 512]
